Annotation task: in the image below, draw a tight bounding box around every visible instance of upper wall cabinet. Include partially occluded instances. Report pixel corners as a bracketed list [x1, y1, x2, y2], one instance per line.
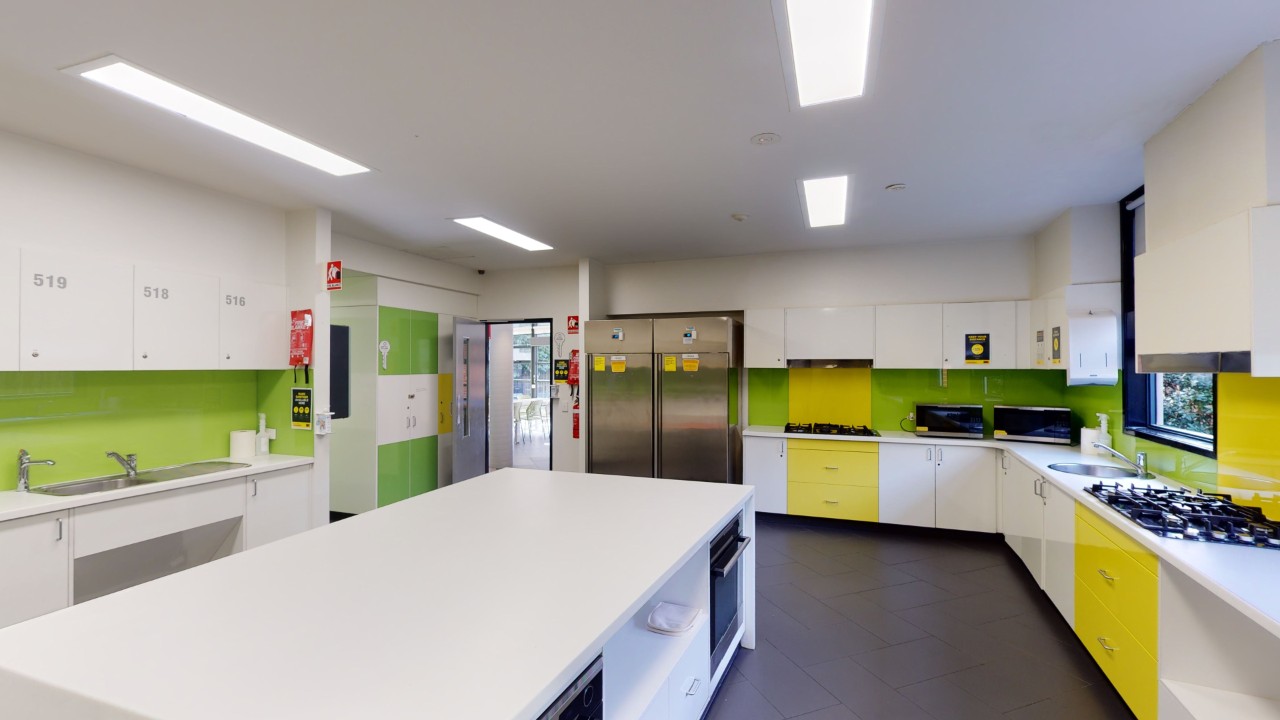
[744, 308, 785, 368]
[20, 248, 132, 371]
[785, 306, 874, 360]
[134, 266, 220, 370]
[0, 245, 18, 371]
[874, 304, 943, 369]
[941, 301, 1017, 369]
[219, 279, 287, 370]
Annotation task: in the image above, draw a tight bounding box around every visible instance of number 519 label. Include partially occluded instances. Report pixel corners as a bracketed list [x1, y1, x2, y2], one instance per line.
[33, 274, 67, 289]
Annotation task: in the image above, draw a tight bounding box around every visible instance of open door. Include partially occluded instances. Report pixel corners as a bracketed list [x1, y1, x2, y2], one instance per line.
[452, 318, 488, 482]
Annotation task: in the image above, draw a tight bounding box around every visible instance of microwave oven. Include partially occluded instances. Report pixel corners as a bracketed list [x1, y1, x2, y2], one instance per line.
[914, 404, 984, 439]
[993, 406, 1072, 445]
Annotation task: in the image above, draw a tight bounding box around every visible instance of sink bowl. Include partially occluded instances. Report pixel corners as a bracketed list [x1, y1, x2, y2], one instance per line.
[31, 461, 251, 496]
[1048, 463, 1140, 479]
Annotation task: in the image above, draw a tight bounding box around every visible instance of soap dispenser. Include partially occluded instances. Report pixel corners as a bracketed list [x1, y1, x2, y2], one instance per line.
[1094, 413, 1111, 455]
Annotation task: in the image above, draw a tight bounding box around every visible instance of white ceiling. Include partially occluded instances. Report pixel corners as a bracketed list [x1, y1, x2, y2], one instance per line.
[1, 1, 1278, 270]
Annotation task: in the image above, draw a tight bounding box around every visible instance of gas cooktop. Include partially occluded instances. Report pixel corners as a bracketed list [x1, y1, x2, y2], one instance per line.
[1088, 482, 1280, 550]
[783, 423, 880, 437]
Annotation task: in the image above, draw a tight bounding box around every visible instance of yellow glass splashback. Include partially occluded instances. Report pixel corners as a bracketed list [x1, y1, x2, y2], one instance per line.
[787, 367, 871, 425]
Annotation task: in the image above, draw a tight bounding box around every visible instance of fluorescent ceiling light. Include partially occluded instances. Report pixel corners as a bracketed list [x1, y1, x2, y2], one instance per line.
[802, 176, 848, 227]
[453, 217, 553, 251]
[785, 0, 875, 106]
[66, 56, 369, 176]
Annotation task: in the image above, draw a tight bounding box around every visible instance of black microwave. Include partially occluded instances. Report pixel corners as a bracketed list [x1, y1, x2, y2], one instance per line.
[914, 404, 984, 439]
[993, 406, 1072, 445]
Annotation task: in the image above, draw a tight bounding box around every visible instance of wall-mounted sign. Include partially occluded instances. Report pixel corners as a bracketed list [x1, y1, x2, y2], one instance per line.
[1036, 330, 1045, 365]
[553, 359, 570, 383]
[610, 355, 627, 373]
[325, 261, 342, 291]
[682, 353, 700, 372]
[1051, 327, 1062, 364]
[567, 316, 579, 334]
[663, 355, 678, 372]
[291, 387, 313, 430]
[964, 333, 990, 364]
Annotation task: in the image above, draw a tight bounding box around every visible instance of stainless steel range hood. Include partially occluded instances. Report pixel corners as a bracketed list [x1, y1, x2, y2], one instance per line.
[1136, 351, 1251, 374]
[786, 359, 873, 369]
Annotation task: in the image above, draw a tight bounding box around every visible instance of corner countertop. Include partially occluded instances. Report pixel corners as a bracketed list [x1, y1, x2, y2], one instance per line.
[745, 425, 1280, 641]
[0, 469, 753, 720]
[0, 454, 314, 523]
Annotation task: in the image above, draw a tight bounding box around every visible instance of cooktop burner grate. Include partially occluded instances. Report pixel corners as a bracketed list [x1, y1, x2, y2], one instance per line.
[1087, 482, 1280, 549]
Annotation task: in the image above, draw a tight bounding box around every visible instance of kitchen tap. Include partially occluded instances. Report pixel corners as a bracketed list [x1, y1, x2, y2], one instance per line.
[1092, 443, 1151, 478]
[106, 451, 138, 478]
[17, 450, 56, 492]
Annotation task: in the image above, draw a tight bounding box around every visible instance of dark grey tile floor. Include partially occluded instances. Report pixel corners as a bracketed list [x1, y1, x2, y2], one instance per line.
[707, 515, 1135, 720]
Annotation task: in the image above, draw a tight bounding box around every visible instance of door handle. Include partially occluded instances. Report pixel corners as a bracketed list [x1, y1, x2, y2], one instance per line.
[1033, 478, 1042, 496]
[823, 499, 839, 504]
[55, 518, 63, 541]
[412, 416, 417, 428]
[937, 448, 943, 463]
[685, 678, 702, 696]
[926, 447, 932, 462]
[1097, 569, 1116, 582]
[251, 479, 258, 497]
[824, 466, 839, 470]
[1096, 637, 1117, 652]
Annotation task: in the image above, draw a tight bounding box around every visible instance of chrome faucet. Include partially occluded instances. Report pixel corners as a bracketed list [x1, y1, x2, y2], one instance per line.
[1092, 443, 1151, 478]
[106, 451, 138, 479]
[17, 450, 56, 492]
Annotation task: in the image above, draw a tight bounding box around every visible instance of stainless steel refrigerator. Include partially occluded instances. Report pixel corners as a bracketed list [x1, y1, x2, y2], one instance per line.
[585, 317, 741, 483]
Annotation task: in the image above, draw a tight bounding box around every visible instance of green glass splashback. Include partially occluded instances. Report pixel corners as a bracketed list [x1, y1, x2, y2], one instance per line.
[257, 370, 316, 458]
[746, 369, 788, 426]
[0, 371, 261, 490]
[871, 369, 1068, 433]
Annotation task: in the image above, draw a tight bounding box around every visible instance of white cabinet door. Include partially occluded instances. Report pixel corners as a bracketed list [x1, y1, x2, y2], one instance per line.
[784, 306, 875, 359]
[0, 245, 18, 371]
[935, 446, 997, 532]
[878, 443, 935, 527]
[246, 466, 314, 550]
[1041, 480, 1075, 622]
[1000, 457, 1044, 583]
[874, 304, 943, 369]
[0, 511, 69, 629]
[405, 374, 437, 441]
[1030, 298, 1048, 368]
[667, 619, 711, 720]
[219, 279, 286, 369]
[942, 301, 1017, 370]
[1044, 295, 1067, 369]
[20, 248, 133, 370]
[134, 266, 220, 370]
[376, 375, 412, 446]
[743, 436, 787, 514]
[744, 308, 785, 368]
[1015, 300, 1032, 369]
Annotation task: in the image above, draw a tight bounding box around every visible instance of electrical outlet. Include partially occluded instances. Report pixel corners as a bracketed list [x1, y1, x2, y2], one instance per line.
[908, 412, 915, 421]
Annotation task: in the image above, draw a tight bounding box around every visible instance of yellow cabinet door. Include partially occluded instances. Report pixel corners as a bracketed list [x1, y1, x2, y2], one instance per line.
[1077, 504, 1159, 575]
[788, 448, 878, 487]
[788, 483, 878, 522]
[1074, 515, 1159, 655]
[1075, 580, 1158, 720]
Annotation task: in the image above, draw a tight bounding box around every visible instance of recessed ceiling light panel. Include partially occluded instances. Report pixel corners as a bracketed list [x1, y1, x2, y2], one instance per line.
[801, 176, 848, 227]
[453, 217, 553, 251]
[780, 0, 876, 107]
[64, 55, 369, 176]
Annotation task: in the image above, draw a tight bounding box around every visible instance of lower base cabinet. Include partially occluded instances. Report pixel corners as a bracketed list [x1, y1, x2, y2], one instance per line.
[638, 620, 712, 720]
[787, 440, 878, 522]
[246, 466, 315, 549]
[879, 443, 997, 532]
[742, 436, 787, 514]
[377, 436, 439, 506]
[0, 511, 69, 627]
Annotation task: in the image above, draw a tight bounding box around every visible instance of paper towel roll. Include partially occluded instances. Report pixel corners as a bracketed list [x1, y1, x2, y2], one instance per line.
[1080, 428, 1099, 454]
[230, 430, 256, 459]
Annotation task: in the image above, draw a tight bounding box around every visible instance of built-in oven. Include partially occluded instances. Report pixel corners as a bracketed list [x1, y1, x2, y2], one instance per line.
[537, 655, 603, 720]
[709, 513, 751, 674]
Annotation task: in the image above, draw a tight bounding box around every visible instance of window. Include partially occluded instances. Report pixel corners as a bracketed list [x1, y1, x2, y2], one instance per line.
[1120, 187, 1216, 456]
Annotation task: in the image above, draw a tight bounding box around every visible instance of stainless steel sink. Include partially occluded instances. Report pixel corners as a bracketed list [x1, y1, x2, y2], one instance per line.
[31, 461, 251, 496]
[1047, 463, 1140, 479]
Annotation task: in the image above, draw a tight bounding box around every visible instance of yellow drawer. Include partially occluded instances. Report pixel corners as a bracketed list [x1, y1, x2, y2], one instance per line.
[788, 482, 878, 522]
[1075, 580, 1158, 720]
[1077, 503, 1159, 575]
[1074, 515, 1159, 656]
[786, 439, 879, 453]
[788, 448, 878, 487]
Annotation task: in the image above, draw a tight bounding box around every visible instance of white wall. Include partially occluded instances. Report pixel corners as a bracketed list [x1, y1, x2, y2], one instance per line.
[1034, 211, 1073, 297]
[285, 209, 332, 526]
[0, 130, 287, 281]
[332, 232, 480, 297]
[603, 236, 1033, 314]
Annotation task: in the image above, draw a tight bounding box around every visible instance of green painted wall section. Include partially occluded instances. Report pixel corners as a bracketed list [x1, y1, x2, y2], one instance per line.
[746, 369, 788, 425]
[410, 436, 439, 496]
[871, 369, 1068, 433]
[378, 436, 438, 506]
[0, 371, 259, 490]
[256, 370, 315, 457]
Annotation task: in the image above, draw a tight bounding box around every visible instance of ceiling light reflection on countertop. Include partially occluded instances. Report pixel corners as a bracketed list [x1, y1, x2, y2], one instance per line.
[453, 217, 553, 251]
[65, 55, 370, 176]
[801, 175, 848, 227]
[782, 0, 875, 107]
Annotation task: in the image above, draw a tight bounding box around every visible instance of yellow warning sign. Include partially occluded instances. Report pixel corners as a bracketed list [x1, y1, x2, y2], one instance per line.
[663, 355, 677, 372]
[682, 356, 700, 372]
[610, 355, 627, 373]
[593, 356, 606, 372]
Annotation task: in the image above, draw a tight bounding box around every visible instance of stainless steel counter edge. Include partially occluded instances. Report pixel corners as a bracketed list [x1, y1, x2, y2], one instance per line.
[0, 455, 315, 524]
[745, 425, 1280, 641]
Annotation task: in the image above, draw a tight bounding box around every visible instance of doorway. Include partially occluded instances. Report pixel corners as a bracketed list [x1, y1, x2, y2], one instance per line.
[488, 320, 553, 472]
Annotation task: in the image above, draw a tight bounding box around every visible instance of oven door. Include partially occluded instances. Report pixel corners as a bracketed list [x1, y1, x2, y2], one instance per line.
[709, 516, 751, 673]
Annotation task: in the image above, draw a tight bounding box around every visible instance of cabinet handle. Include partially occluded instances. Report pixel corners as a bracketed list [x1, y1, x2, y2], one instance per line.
[412, 416, 417, 428]
[1096, 637, 1117, 652]
[251, 479, 258, 497]
[406, 417, 411, 429]
[1097, 569, 1116, 582]
[937, 448, 943, 463]
[55, 518, 63, 541]
[778, 440, 784, 458]
[1001, 454, 1009, 470]
[926, 448, 933, 462]
[685, 678, 702, 696]
[823, 499, 839, 504]
[824, 466, 839, 470]
[1079, 353, 1084, 367]
[1034, 478, 1042, 496]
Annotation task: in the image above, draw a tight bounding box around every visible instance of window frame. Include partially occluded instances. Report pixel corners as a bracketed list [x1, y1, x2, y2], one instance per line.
[1119, 186, 1217, 458]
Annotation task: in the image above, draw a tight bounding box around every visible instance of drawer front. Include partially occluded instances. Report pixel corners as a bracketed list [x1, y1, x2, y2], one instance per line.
[1074, 516, 1158, 655]
[786, 439, 878, 454]
[1075, 580, 1158, 720]
[1077, 503, 1159, 575]
[788, 483, 878, 522]
[788, 449, 878, 487]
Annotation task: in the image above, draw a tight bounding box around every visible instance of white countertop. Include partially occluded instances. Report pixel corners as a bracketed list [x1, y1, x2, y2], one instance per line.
[0, 454, 314, 523]
[0, 468, 753, 720]
[746, 425, 1280, 640]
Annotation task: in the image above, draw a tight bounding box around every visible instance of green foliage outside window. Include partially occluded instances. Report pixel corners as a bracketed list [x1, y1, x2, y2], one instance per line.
[1156, 373, 1214, 435]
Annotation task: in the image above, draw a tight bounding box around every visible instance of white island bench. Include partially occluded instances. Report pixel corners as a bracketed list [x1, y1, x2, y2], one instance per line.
[0, 468, 755, 720]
